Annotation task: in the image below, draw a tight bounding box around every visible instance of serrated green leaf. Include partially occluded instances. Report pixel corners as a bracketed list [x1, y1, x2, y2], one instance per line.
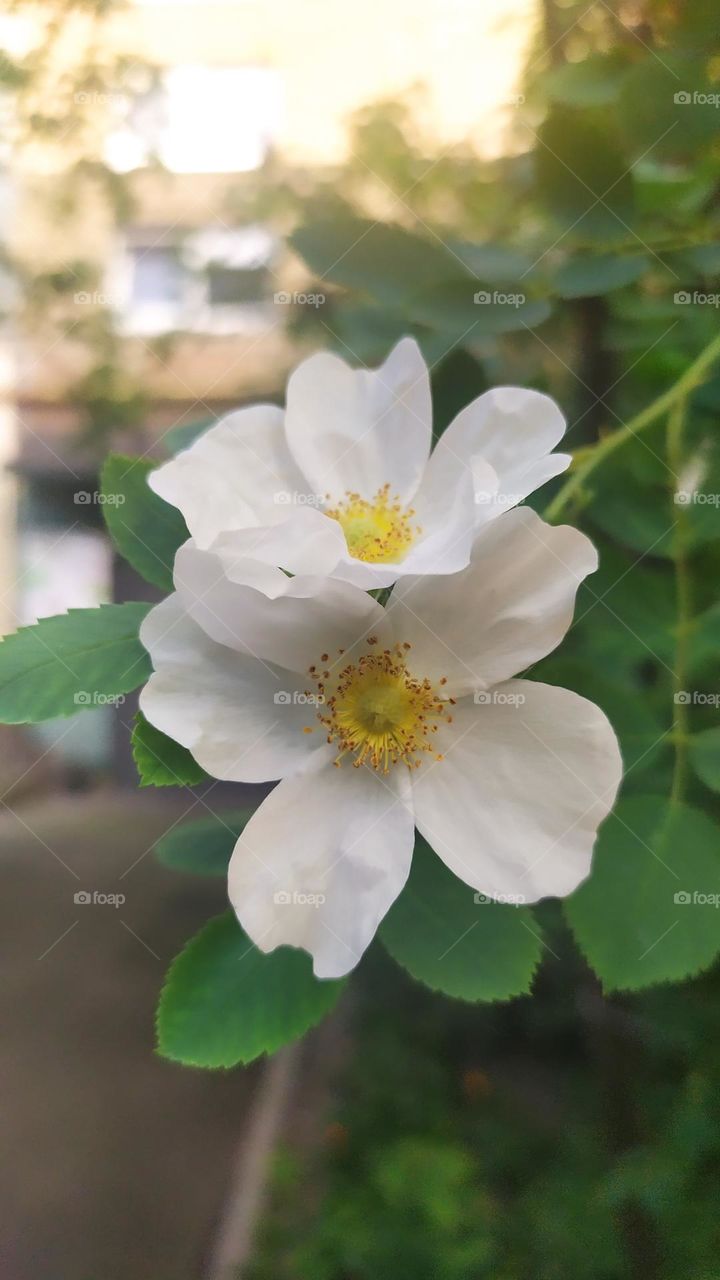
[0, 603, 151, 724]
[157, 912, 344, 1068]
[155, 809, 253, 875]
[101, 454, 188, 592]
[554, 253, 649, 298]
[132, 711, 209, 788]
[689, 729, 720, 794]
[380, 837, 543, 1002]
[566, 797, 720, 993]
[290, 216, 468, 304]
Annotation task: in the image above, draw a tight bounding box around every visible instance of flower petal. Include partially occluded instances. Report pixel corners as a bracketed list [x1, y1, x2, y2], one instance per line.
[173, 540, 385, 674]
[388, 507, 597, 696]
[149, 405, 306, 549]
[411, 680, 622, 903]
[422, 386, 569, 523]
[284, 337, 431, 503]
[139, 594, 318, 782]
[228, 754, 415, 978]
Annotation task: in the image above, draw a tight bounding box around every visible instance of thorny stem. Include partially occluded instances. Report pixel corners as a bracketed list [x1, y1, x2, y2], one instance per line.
[667, 394, 692, 807]
[545, 328, 720, 523]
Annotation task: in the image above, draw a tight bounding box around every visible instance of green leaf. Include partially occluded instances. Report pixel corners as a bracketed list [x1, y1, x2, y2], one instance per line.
[101, 454, 188, 592]
[290, 216, 468, 304]
[380, 837, 543, 1002]
[541, 55, 627, 108]
[536, 109, 635, 240]
[619, 57, 719, 158]
[554, 253, 649, 298]
[132, 711, 209, 788]
[0, 603, 151, 724]
[155, 809, 253, 875]
[566, 797, 720, 993]
[689, 728, 720, 794]
[157, 912, 344, 1067]
[446, 240, 535, 284]
[405, 280, 552, 340]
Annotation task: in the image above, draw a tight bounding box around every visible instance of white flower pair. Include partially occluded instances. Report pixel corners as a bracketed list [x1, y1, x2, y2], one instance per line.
[140, 339, 622, 978]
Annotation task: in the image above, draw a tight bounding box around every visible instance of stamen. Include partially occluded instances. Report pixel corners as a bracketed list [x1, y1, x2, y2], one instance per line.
[307, 643, 449, 773]
[325, 484, 421, 564]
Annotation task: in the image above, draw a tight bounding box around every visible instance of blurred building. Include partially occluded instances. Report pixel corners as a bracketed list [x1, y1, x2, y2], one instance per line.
[1, 0, 536, 772]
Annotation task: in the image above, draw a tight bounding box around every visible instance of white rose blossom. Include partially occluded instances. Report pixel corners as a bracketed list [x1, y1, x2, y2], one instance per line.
[149, 338, 571, 589]
[139, 507, 622, 979]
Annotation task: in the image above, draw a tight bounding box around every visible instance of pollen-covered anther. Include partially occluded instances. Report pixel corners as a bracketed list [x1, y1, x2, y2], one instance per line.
[325, 483, 421, 564]
[309, 641, 449, 773]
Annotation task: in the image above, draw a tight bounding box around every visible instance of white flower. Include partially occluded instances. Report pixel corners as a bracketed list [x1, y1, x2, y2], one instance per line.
[149, 338, 571, 588]
[139, 507, 621, 979]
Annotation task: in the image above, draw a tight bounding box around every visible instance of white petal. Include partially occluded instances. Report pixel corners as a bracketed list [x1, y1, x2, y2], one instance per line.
[284, 337, 431, 504]
[173, 540, 385, 674]
[411, 681, 622, 903]
[423, 386, 569, 523]
[388, 507, 597, 696]
[149, 405, 306, 549]
[197, 506, 349, 578]
[139, 594, 319, 782]
[228, 753, 414, 978]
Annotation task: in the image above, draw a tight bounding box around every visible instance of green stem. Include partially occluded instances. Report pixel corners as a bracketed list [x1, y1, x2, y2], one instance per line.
[667, 395, 692, 806]
[545, 328, 720, 523]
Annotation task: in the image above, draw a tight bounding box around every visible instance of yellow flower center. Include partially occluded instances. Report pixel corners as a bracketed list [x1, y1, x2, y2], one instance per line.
[325, 484, 420, 564]
[306, 640, 452, 773]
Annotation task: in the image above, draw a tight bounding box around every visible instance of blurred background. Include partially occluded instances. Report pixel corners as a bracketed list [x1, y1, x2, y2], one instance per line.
[1, 0, 720, 1276]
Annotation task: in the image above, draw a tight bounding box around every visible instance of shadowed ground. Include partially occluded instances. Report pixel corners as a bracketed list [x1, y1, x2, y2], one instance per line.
[0, 788, 261, 1280]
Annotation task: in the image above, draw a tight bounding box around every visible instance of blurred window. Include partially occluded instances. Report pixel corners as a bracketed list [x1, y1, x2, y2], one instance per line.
[106, 66, 283, 174]
[110, 225, 277, 334]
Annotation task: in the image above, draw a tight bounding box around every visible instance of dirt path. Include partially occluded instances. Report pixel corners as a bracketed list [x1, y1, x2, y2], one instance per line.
[0, 788, 262, 1280]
